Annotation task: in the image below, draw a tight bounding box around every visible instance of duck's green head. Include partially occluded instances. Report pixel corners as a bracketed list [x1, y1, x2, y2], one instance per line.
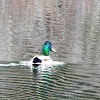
[42, 41, 56, 56]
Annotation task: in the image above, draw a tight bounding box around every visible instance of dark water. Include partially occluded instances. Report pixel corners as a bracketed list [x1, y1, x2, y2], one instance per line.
[0, 62, 100, 100]
[0, 0, 100, 99]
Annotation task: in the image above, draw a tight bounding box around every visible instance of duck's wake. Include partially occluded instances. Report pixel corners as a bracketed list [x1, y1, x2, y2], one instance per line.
[0, 61, 31, 67]
[0, 60, 64, 68]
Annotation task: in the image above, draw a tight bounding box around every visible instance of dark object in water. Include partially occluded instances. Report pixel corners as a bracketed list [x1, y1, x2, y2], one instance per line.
[33, 57, 42, 63]
[32, 57, 42, 67]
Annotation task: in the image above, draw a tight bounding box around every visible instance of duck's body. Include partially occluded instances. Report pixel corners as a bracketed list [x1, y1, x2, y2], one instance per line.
[32, 41, 63, 67]
[32, 55, 52, 67]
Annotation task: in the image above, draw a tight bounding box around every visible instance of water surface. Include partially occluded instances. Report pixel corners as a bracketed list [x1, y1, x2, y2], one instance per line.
[0, 62, 100, 99]
[0, 0, 100, 64]
[0, 0, 100, 99]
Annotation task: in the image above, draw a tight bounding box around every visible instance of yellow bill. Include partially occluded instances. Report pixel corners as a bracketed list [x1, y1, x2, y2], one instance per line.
[51, 47, 56, 52]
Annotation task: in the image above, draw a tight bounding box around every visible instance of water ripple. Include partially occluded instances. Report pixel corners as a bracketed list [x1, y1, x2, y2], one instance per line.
[0, 63, 100, 99]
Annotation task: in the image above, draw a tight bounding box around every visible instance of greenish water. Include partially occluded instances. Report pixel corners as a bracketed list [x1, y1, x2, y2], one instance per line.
[0, 62, 100, 100]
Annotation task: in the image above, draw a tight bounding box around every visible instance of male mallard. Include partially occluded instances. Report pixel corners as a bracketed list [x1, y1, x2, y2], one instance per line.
[32, 41, 63, 67]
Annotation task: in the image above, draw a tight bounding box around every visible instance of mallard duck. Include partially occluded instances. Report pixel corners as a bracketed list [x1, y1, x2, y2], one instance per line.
[32, 41, 63, 67]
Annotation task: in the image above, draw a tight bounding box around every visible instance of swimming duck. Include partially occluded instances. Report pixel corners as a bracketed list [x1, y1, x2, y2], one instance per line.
[32, 41, 63, 67]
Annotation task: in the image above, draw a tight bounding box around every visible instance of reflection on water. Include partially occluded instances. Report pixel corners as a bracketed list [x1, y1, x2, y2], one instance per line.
[0, 0, 100, 64]
[0, 63, 100, 99]
[0, 0, 100, 99]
